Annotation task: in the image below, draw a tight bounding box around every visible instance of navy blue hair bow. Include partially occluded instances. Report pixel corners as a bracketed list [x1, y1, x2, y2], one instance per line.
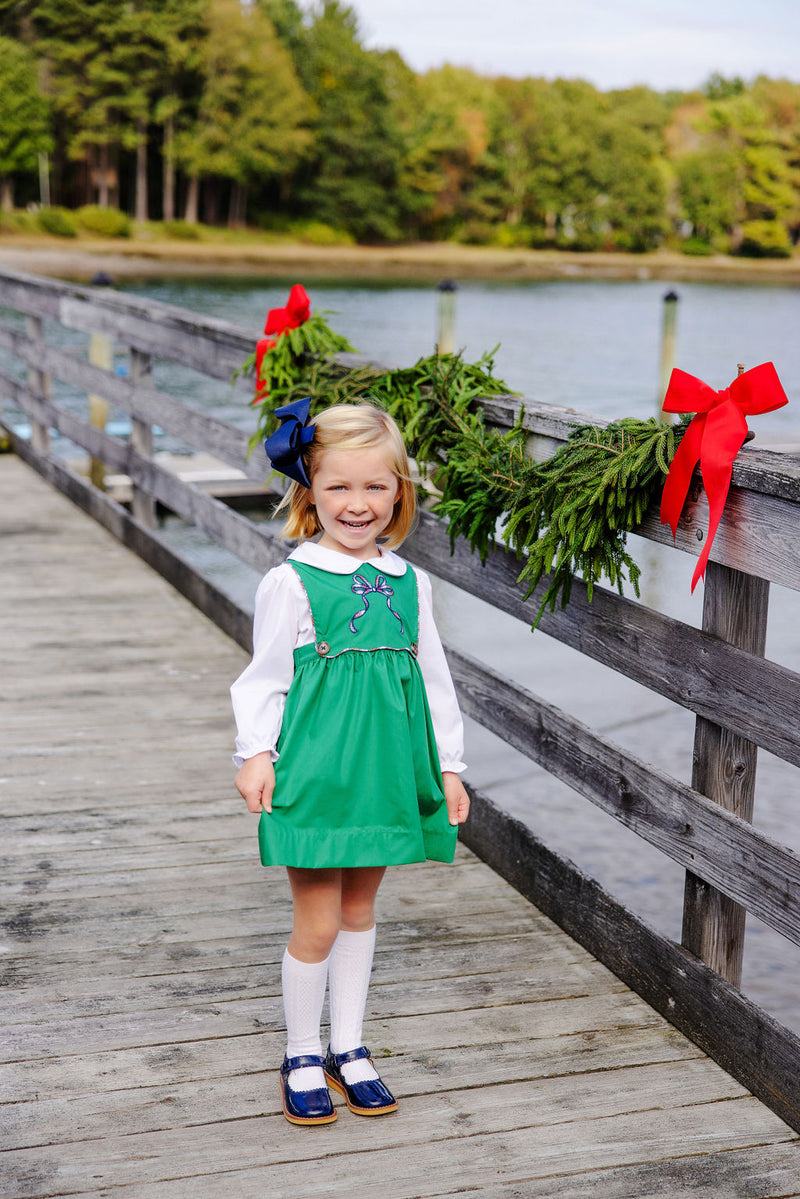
[263, 397, 316, 488]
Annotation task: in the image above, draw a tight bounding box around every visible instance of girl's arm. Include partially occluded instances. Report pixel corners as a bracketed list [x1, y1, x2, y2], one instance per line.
[413, 566, 468, 778]
[230, 564, 305, 808]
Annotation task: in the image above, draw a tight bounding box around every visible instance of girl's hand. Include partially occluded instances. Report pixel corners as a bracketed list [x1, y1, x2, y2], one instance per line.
[442, 771, 470, 826]
[235, 752, 275, 814]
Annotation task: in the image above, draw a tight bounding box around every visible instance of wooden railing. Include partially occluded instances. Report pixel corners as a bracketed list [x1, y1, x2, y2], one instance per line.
[3, 266, 800, 1131]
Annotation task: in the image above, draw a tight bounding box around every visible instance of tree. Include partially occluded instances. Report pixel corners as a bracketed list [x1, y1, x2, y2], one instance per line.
[677, 149, 740, 243]
[32, 0, 139, 207]
[407, 65, 503, 240]
[288, 1, 406, 241]
[175, 0, 313, 225]
[0, 36, 50, 209]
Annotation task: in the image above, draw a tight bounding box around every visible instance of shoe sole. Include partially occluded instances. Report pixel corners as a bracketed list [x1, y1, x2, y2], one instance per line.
[325, 1070, 399, 1116]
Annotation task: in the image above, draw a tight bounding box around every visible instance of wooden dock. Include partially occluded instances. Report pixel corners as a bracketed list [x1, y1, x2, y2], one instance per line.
[4, 461, 800, 1196]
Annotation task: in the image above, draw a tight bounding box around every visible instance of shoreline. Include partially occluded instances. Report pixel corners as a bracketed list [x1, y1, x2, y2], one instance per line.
[1, 235, 799, 286]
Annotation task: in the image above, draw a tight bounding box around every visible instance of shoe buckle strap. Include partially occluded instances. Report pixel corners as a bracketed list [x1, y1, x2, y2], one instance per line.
[330, 1045, 371, 1066]
[282, 1053, 325, 1073]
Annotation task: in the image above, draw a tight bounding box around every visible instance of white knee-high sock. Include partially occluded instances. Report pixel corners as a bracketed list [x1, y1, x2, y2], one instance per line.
[282, 949, 329, 1091]
[329, 926, 380, 1084]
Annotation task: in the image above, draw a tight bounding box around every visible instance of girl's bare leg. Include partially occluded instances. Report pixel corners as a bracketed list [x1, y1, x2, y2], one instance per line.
[286, 866, 342, 962]
[341, 866, 386, 931]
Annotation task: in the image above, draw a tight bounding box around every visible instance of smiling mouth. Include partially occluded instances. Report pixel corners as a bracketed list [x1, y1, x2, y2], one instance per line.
[340, 519, 372, 529]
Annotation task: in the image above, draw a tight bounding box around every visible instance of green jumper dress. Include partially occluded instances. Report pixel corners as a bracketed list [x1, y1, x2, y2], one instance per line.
[258, 559, 457, 869]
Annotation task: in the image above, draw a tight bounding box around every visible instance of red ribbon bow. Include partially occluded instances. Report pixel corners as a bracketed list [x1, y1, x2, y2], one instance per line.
[660, 362, 788, 592]
[253, 284, 311, 404]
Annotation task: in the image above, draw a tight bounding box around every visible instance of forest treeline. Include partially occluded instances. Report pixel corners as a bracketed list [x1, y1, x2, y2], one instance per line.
[1, 0, 799, 256]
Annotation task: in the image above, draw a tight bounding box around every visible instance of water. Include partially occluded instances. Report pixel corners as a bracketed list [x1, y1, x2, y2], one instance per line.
[6, 274, 800, 1028]
[119, 275, 800, 435]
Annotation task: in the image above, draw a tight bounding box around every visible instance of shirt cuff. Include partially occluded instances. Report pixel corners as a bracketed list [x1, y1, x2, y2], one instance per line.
[232, 745, 279, 769]
[439, 758, 467, 774]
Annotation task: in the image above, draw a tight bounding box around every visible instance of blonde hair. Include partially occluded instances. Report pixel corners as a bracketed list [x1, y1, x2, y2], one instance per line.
[278, 404, 416, 549]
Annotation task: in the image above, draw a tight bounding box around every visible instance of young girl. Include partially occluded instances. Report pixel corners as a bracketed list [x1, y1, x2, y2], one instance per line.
[231, 400, 470, 1126]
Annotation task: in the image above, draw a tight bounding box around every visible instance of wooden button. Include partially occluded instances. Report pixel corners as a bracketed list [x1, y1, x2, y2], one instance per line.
[316, 641, 330, 656]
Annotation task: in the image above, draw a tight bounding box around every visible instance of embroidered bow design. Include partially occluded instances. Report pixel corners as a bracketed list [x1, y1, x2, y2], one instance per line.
[349, 574, 404, 634]
[253, 284, 311, 404]
[660, 362, 788, 592]
[263, 396, 315, 488]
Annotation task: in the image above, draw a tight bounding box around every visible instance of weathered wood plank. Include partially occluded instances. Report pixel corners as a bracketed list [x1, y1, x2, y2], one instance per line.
[2, 1059, 745, 1154]
[1, 1096, 792, 1199]
[461, 782, 800, 1135]
[0, 1021, 704, 1107]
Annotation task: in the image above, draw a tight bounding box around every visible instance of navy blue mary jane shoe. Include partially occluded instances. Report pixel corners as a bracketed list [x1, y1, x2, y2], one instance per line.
[324, 1046, 399, 1116]
[279, 1054, 337, 1126]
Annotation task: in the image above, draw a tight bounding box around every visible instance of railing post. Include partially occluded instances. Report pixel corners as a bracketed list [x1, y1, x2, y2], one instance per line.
[130, 347, 156, 528]
[88, 332, 112, 489]
[681, 559, 769, 986]
[25, 316, 51, 455]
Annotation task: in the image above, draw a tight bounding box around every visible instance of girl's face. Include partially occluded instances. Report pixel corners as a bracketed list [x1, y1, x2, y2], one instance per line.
[310, 446, 400, 560]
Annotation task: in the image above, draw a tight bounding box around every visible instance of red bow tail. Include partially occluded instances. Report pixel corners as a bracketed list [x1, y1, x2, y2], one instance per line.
[251, 336, 276, 405]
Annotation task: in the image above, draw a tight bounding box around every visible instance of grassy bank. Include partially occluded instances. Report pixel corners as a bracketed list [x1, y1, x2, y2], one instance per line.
[2, 230, 799, 286]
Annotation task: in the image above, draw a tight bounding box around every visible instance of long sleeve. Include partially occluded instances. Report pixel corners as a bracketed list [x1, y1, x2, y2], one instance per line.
[413, 567, 467, 774]
[230, 564, 312, 767]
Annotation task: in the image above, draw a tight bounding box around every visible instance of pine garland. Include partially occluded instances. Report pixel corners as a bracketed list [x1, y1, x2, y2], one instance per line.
[239, 312, 686, 628]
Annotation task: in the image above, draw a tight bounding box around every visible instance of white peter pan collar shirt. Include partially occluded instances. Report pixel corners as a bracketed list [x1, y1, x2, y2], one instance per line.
[230, 540, 466, 773]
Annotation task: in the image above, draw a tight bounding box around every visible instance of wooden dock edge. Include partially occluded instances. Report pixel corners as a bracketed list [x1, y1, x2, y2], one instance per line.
[9, 429, 800, 1138]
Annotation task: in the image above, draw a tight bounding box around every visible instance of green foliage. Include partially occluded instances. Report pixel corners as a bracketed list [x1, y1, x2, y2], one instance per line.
[75, 204, 131, 236]
[243, 309, 682, 626]
[0, 37, 51, 179]
[680, 237, 715, 256]
[7, 4, 800, 250]
[738, 219, 793, 258]
[175, 0, 313, 194]
[37, 207, 78, 237]
[287, 1, 407, 241]
[494, 418, 684, 619]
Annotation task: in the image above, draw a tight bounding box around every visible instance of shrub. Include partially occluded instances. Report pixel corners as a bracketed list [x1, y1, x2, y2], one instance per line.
[162, 219, 202, 240]
[76, 205, 131, 237]
[492, 224, 534, 249]
[297, 220, 354, 246]
[37, 207, 78, 237]
[737, 220, 792, 259]
[681, 237, 715, 256]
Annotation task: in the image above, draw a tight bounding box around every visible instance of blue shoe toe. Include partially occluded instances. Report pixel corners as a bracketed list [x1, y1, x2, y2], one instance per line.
[280, 1054, 337, 1125]
[324, 1046, 398, 1116]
